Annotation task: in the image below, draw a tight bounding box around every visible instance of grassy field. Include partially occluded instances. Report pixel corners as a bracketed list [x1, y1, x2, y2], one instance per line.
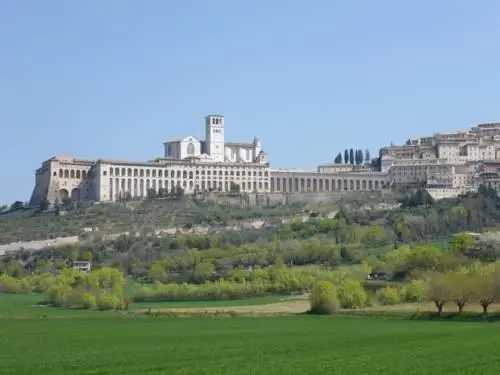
[1, 314, 500, 374]
[2, 294, 500, 374]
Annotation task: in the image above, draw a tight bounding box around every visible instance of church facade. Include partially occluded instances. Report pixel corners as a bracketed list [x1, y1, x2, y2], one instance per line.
[29, 114, 389, 206]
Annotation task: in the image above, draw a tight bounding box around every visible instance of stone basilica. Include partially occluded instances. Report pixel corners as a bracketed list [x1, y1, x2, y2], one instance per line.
[29, 114, 388, 206]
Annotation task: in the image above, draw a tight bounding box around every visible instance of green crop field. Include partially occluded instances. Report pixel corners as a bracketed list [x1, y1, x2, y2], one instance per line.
[1, 311, 500, 374]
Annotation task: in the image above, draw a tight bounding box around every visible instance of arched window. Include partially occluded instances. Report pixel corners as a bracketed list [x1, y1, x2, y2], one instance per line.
[187, 142, 195, 156]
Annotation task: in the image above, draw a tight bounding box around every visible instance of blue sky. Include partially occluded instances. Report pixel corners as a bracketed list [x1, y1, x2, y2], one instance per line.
[1, 0, 499, 204]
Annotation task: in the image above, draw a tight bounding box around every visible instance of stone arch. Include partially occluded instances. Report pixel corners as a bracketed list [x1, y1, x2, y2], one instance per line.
[338, 179, 342, 190]
[362, 180, 366, 190]
[307, 179, 311, 192]
[71, 188, 80, 201]
[140, 169, 144, 177]
[152, 169, 156, 178]
[70, 170, 75, 178]
[300, 178, 305, 191]
[325, 179, 330, 191]
[189, 171, 193, 179]
[368, 180, 373, 190]
[115, 167, 119, 176]
[59, 169, 63, 178]
[82, 170, 87, 179]
[177, 170, 181, 178]
[356, 180, 360, 190]
[59, 188, 69, 201]
[375, 180, 379, 189]
[128, 168, 132, 177]
[146, 169, 150, 177]
[158, 170, 163, 178]
[350, 180, 354, 190]
[76, 170, 81, 179]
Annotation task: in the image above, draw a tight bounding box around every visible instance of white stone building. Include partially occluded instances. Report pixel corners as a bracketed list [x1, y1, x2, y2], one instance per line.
[28, 114, 390, 206]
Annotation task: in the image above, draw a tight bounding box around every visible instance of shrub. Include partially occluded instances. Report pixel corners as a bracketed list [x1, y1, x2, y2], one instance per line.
[97, 293, 122, 311]
[0, 275, 29, 293]
[402, 279, 427, 303]
[338, 279, 368, 309]
[81, 293, 97, 310]
[309, 281, 339, 314]
[376, 286, 401, 305]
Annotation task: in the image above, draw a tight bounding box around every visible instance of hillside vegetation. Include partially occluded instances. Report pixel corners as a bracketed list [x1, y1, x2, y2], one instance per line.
[2, 186, 500, 314]
[0, 198, 307, 244]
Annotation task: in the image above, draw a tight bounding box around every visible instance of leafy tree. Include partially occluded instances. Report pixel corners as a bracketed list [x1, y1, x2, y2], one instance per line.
[449, 233, 477, 256]
[402, 279, 426, 303]
[61, 198, 74, 211]
[309, 281, 339, 314]
[148, 261, 168, 283]
[364, 149, 370, 164]
[147, 189, 157, 200]
[349, 148, 355, 165]
[425, 273, 449, 315]
[376, 286, 401, 305]
[39, 198, 50, 211]
[445, 269, 475, 314]
[338, 279, 367, 309]
[10, 201, 24, 211]
[230, 182, 241, 193]
[344, 149, 349, 164]
[334, 153, 342, 164]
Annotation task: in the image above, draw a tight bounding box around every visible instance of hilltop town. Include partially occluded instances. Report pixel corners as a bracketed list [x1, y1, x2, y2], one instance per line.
[25, 117, 500, 209]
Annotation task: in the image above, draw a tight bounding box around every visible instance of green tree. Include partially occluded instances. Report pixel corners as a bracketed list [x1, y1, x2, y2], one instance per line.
[425, 273, 449, 315]
[376, 286, 401, 305]
[449, 232, 476, 256]
[334, 153, 342, 164]
[39, 198, 50, 211]
[10, 201, 24, 211]
[344, 149, 349, 164]
[309, 281, 339, 314]
[445, 269, 475, 314]
[338, 279, 367, 309]
[148, 261, 168, 283]
[402, 279, 427, 303]
[230, 182, 241, 193]
[349, 148, 355, 165]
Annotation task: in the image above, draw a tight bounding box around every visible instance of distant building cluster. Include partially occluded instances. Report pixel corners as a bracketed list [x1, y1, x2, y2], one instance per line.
[381, 122, 500, 199]
[28, 116, 500, 206]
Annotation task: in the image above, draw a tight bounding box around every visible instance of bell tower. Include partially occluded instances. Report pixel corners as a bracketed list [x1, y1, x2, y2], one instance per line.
[205, 114, 225, 162]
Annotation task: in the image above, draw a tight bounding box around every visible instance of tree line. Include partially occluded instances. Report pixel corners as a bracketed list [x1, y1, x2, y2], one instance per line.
[334, 149, 370, 165]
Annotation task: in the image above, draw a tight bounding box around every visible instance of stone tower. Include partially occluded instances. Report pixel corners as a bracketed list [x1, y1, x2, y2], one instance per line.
[205, 115, 225, 162]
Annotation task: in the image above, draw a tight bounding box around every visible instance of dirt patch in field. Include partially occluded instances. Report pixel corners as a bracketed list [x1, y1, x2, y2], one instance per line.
[138, 300, 310, 316]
